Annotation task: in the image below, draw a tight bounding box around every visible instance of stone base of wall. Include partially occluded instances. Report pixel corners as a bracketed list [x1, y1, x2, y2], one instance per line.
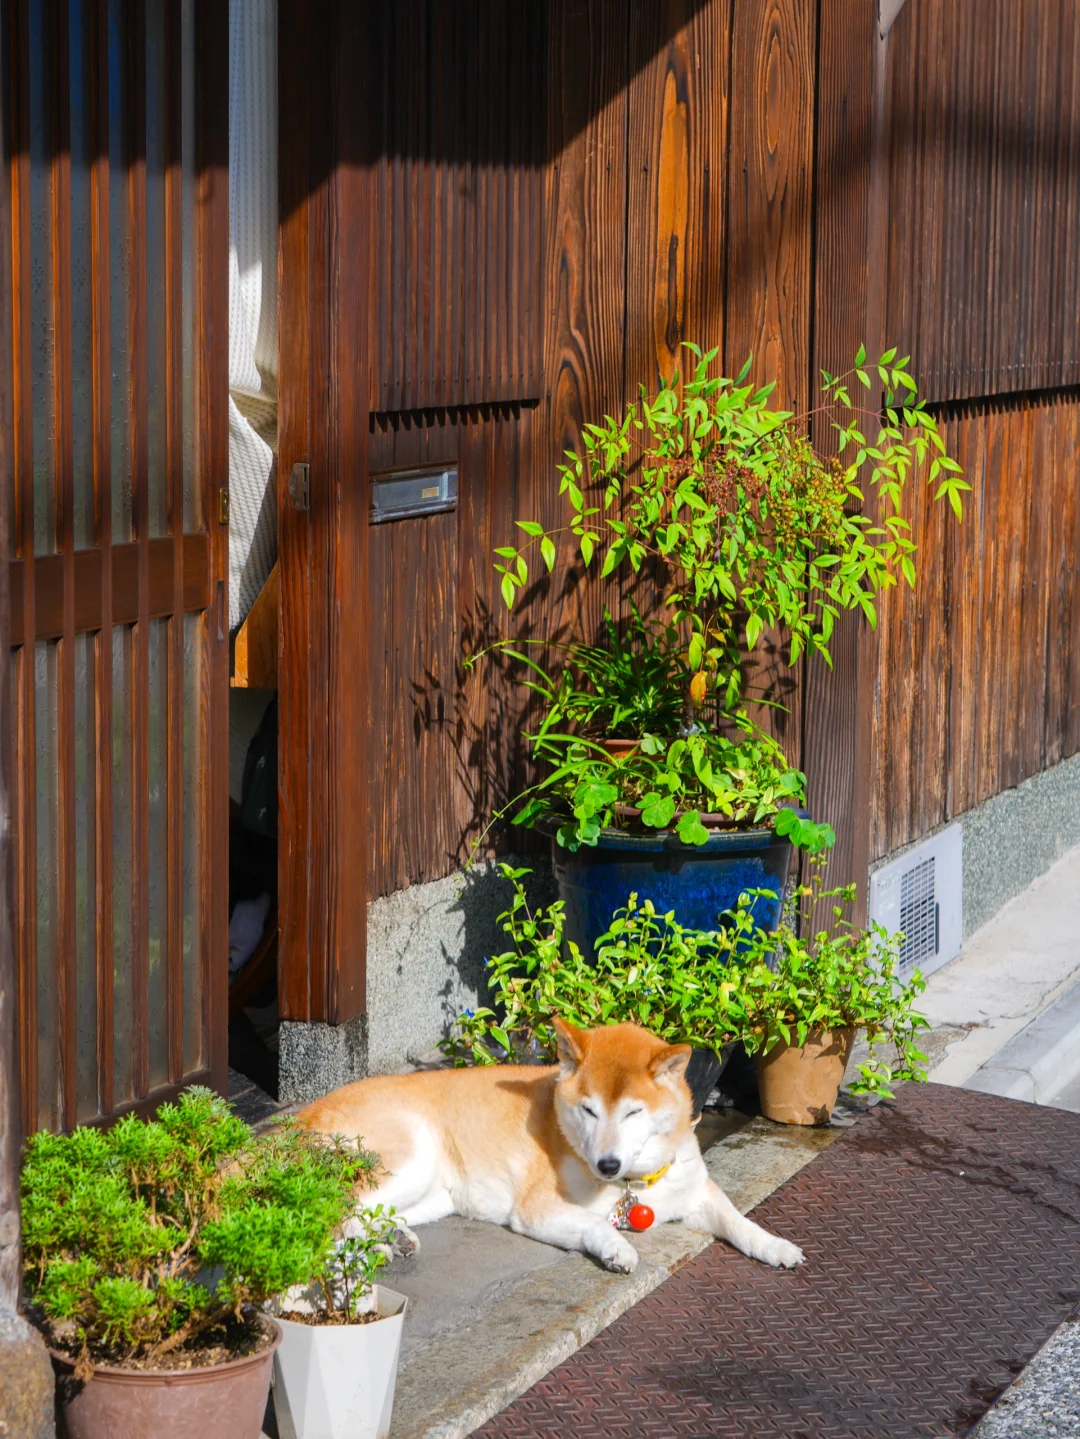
[0, 1312, 55, 1439]
[278, 857, 554, 1103]
[870, 750, 1080, 939]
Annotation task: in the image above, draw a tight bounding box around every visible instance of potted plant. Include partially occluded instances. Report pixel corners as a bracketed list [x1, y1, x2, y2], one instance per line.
[471, 611, 833, 951]
[485, 345, 965, 938]
[20, 1088, 376, 1439]
[728, 863, 931, 1124]
[269, 1205, 408, 1439]
[441, 864, 929, 1128]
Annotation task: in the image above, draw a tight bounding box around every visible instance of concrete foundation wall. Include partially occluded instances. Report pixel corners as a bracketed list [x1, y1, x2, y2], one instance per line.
[279, 858, 554, 1104]
[870, 750, 1080, 940]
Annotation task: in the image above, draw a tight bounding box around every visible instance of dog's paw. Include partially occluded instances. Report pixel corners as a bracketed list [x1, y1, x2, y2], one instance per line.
[596, 1232, 640, 1274]
[758, 1234, 805, 1269]
[388, 1222, 421, 1260]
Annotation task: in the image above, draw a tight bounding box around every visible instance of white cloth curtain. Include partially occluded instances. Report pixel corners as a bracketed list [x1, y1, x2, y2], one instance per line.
[228, 0, 278, 631]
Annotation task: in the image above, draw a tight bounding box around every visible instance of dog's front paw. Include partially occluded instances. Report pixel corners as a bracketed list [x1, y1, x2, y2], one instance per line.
[758, 1234, 805, 1269]
[596, 1232, 639, 1274]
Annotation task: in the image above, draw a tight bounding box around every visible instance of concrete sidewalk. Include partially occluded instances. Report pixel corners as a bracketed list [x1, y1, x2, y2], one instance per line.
[919, 844, 1080, 1088]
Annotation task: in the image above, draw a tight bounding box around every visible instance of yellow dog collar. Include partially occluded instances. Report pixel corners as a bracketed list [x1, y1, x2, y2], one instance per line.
[636, 1163, 671, 1188]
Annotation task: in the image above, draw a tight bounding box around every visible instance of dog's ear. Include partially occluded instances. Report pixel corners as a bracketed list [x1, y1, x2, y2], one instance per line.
[553, 1017, 587, 1076]
[649, 1042, 693, 1088]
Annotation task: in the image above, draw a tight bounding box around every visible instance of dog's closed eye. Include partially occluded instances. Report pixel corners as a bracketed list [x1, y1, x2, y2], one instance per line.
[624, 1106, 643, 1118]
[581, 1103, 598, 1119]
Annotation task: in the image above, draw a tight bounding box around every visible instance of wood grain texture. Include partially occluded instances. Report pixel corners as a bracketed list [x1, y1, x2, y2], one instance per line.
[870, 390, 1080, 860]
[884, 0, 1080, 402]
[800, 0, 878, 913]
[367, 1, 545, 412]
[231, 561, 278, 689]
[278, 0, 369, 1023]
[276, 0, 313, 1020]
[0, 0, 21, 1302]
[90, 0, 115, 1116]
[8, 0, 39, 1134]
[724, 0, 814, 763]
[724, 0, 814, 414]
[625, 0, 729, 394]
[195, 0, 230, 1095]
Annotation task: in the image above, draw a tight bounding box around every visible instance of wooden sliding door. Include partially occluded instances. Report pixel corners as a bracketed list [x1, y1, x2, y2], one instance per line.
[2, 0, 228, 1133]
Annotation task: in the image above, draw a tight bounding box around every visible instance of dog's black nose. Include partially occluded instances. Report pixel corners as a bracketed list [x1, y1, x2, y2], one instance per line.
[597, 1156, 621, 1178]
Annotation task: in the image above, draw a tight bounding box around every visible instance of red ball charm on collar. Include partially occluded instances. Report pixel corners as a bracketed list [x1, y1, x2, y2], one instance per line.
[627, 1203, 655, 1231]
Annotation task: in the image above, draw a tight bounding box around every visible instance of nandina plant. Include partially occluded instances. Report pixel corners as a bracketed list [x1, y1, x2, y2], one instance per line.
[496, 345, 967, 707]
[20, 1088, 379, 1375]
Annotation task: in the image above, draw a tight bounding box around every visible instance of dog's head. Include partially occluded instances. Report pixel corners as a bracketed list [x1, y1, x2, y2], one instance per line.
[552, 1018, 694, 1183]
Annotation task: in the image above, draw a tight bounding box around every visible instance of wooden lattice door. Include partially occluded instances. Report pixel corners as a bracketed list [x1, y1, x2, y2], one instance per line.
[2, 0, 229, 1132]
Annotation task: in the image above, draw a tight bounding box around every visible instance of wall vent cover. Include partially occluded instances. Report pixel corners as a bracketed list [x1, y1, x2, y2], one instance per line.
[868, 823, 962, 979]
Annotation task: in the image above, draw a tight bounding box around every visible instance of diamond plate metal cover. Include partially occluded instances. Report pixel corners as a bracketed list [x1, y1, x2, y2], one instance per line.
[478, 1085, 1080, 1438]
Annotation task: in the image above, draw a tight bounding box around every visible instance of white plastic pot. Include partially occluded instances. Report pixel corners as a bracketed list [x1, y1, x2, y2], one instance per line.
[272, 1286, 408, 1439]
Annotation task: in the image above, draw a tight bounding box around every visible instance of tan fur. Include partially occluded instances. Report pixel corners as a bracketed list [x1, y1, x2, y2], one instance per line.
[296, 1019, 805, 1273]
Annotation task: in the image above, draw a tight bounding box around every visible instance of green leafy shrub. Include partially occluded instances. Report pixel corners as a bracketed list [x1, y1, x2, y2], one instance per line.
[474, 606, 688, 740]
[439, 864, 751, 1065]
[441, 864, 928, 1100]
[727, 868, 930, 1097]
[496, 346, 967, 706]
[21, 1088, 381, 1373]
[510, 719, 832, 852]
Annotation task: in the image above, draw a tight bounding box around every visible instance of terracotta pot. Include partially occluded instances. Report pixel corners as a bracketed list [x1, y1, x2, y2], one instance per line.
[600, 737, 641, 759]
[51, 1318, 281, 1439]
[754, 1027, 855, 1126]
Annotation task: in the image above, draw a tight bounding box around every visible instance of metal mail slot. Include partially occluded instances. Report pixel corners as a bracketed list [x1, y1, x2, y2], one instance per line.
[370, 467, 458, 524]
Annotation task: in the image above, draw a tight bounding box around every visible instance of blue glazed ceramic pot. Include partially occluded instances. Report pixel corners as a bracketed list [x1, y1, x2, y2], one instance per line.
[550, 819, 799, 957]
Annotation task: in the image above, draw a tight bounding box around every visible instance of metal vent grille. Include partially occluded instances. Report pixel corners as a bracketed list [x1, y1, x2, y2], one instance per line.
[899, 857, 938, 971]
[868, 823, 962, 981]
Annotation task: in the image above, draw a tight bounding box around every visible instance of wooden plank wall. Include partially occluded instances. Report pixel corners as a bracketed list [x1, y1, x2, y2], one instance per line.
[870, 390, 1080, 859]
[299, 0, 1080, 1007]
[868, 0, 1080, 860]
[360, 0, 822, 901]
[885, 0, 1080, 404]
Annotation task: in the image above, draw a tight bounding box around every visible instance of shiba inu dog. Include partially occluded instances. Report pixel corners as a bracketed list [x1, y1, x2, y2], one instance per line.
[297, 1018, 805, 1273]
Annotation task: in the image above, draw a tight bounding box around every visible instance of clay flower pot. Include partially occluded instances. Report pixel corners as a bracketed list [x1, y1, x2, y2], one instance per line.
[754, 1026, 855, 1126]
[50, 1317, 281, 1439]
[600, 737, 641, 759]
[272, 1285, 408, 1439]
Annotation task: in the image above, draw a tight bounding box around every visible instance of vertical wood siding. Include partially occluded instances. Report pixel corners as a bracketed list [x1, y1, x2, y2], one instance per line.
[352, 0, 1080, 914]
[885, 0, 1080, 403]
[367, 0, 546, 412]
[4, 0, 228, 1130]
[870, 390, 1080, 860]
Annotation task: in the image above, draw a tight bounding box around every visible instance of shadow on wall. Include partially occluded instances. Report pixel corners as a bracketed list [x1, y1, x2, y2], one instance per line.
[439, 857, 559, 1039]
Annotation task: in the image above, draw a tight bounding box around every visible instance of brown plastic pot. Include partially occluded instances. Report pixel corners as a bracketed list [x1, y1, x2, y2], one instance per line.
[51, 1317, 281, 1439]
[754, 1027, 855, 1126]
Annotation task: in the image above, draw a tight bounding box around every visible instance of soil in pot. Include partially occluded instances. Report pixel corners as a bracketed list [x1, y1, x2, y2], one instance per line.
[50, 1314, 280, 1439]
[754, 1027, 855, 1126]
